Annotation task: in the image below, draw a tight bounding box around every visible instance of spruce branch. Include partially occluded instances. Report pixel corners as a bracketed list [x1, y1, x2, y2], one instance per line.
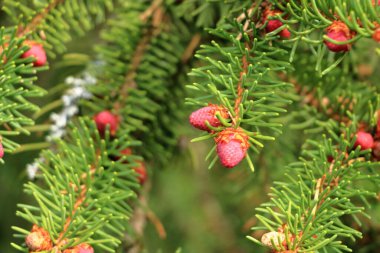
[285, 54, 379, 135]
[12, 118, 141, 252]
[232, 41, 250, 126]
[115, 0, 164, 114]
[4, 0, 115, 56]
[254, 1, 380, 75]
[0, 0, 116, 158]
[0, 28, 47, 157]
[249, 126, 380, 252]
[187, 6, 293, 169]
[16, 0, 65, 37]
[13, 1, 202, 252]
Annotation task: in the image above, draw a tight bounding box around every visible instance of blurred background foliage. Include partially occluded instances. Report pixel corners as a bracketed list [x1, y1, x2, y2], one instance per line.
[0, 3, 380, 253]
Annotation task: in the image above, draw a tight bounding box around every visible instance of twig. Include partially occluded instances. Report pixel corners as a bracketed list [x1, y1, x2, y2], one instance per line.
[139, 0, 163, 22]
[146, 209, 167, 239]
[125, 180, 167, 252]
[232, 42, 250, 125]
[17, 0, 65, 37]
[181, 33, 202, 63]
[311, 177, 324, 218]
[114, 0, 164, 114]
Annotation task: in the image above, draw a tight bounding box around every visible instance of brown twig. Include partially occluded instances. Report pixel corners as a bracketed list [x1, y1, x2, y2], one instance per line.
[125, 187, 149, 253]
[233, 42, 250, 125]
[17, 0, 65, 37]
[290, 153, 365, 251]
[181, 33, 202, 63]
[114, 0, 164, 114]
[146, 209, 167, 239]
[140, 0, 163, 22]
[125, 179, 167, 253]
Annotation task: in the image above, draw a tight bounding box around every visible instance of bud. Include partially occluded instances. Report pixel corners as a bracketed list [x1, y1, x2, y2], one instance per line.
[373, 28, 380, 43]
[215, 128, 249, 168]
[25, 225, 53, 251]
[189, 104, 229, 131]
[324, 21, 353, 52]
[354, 131, 374, 150]
[0, 141, 4, 158]
[261, 231, 286, 249]
[133, 162, 147, 185]
[93, 110, 119, 136]
[263, 10, 291, 38]
[22, 41, 47, 66]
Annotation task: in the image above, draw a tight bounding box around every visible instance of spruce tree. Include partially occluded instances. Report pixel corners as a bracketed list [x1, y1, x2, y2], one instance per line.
[0, 0, 379, 252]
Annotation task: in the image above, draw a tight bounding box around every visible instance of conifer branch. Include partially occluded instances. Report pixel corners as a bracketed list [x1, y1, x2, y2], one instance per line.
[249, 128, 380, 252]
[233, 42, 250, 126]
[116, 2, 164, 112]
[187, 6, 293, 168]
[16, 0, 65, 37]
[54, 165, 97, 248]
[3, 1, 378, 253]
[11, 1, 198, 251]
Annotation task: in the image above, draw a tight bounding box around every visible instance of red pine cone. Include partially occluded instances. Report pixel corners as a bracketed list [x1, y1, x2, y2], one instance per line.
[25, 225, 53, 252]
[189, 104, 229, 131]
[63, 243, 94, 253]
[22, 41, 47, 66]
[0, 141, 4, 158]
[279, 28, 291, 39]
[354, 131, 374, 150]
[133, 162, 147, 185]
[324, 21, 353, 52]
[373, 28, 380, 42]
[94, 111, 119, 136]
[215, 128, 249, 168]
[264, 10, 291, 39]
[120, 148, 132, 156]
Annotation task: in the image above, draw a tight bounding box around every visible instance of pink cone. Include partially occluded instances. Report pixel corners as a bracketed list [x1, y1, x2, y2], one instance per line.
[354, 131, 374, 150]
[22, 43, 47, 66]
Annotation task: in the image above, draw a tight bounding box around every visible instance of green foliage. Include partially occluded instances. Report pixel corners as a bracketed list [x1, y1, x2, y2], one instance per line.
[0, 28, 46, 156]
[288, 55, 380, 133]
[9, 0, 203, 251]
[172, 0, 251, 28]
[0, 0, 114, 158]
[3, 0, 114, 56]
[187, 16, 293, 169]
[0, 1, 379, 253]
[249, 124, 380, 252]
[11, 118, 140, 252]
[270, 0, 380, 75]
[185, 1, 380, 252]
[87, 0, 194, 165]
